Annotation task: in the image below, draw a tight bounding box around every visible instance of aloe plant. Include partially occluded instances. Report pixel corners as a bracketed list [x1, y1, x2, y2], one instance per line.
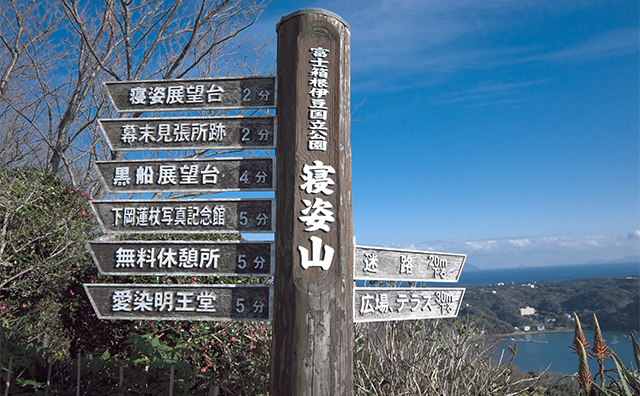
[572, 313, 640, 396]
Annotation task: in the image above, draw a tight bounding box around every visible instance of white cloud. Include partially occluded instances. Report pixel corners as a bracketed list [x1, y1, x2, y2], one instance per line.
[532, 28, 639, 63]
[509, 238, 531, 247]
[465, 240, 498, 250]
[410, 232, 640, 268]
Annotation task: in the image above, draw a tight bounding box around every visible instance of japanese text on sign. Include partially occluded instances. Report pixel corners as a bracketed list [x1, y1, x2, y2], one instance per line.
[307, 47, 331, 152]
[104, 77, 276, 112]
[98, 116, 276, 151]
[297, 47, 337, 271]
[91, 199, 274, 234]
[88, 241, 273, 277]
[84, 284, 272, 321]
[96, 158, 274, 193]
[353, 288, 466, 323]
[354, 246, 466, 282]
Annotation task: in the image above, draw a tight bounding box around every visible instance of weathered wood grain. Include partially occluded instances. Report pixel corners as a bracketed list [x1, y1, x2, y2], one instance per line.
[273, 9, 353, 396]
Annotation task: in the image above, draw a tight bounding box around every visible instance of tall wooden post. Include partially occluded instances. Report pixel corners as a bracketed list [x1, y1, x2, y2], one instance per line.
[273, 9, 353, 396]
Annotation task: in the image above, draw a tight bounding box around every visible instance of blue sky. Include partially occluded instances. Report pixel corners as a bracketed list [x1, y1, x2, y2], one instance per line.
[246, 0, 639, 269]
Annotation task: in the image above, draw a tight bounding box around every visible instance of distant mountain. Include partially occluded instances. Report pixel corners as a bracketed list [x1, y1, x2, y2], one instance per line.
[463, 263, 481, 271]
[586, 255, 640, 265]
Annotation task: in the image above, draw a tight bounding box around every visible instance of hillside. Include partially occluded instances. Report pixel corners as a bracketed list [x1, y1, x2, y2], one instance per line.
[458, 275, 639, 334]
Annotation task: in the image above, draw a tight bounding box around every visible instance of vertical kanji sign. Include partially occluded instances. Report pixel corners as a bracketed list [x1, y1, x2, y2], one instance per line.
[272, 9, 353, 396]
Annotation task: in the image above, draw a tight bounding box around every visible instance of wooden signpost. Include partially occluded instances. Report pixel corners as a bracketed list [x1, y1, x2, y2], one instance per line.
[84, 8, 467, 396]
[272, 9, 354, 396]
[86, 55, 277, 330]
[353, 244, 467, 325]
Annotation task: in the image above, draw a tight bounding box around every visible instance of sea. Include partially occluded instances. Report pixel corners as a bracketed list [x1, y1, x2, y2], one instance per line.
[496, 330, 638, 375]
[456, 261, 640, 375]
[457, 261, 640, 285]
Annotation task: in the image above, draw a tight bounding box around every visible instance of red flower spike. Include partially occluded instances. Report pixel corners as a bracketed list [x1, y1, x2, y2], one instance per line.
[570, 312, 590, 355]
[590, 313, 610, 362]
[576, 340, 593, 393]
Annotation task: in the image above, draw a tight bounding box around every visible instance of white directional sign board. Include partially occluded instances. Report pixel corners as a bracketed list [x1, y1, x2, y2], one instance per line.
[87, 240, 274, 277]
[95, 157, 275, 193]
[84, 284, 272, 321]
[354, 245, 466, 283]
[104, 76, 275, 112]
[354, 287, 465, 323]
[90, 198, 275, 234]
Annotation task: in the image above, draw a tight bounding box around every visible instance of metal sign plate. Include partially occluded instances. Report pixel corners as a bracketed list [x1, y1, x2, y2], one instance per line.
[98, 116, 275, 151]
[104, 76, 276, 112]
[353, 287, 465, 323]
[84, 284, 272, 321]
[95, 157, 275, 193]
[354, 245, 466, 283]
[88, 240, 274, 276]
[91, 198, 275, 234]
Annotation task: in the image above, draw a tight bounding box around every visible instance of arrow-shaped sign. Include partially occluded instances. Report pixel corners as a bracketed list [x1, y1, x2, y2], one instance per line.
[87, 240, 274, 277]
[84, 284, 272, 321]
[95, 157, 275, 193]
[104, 76, 275, 112]
[98, 115, 275, 151]
[354, 245, 466, 283]
[354, 287, 465, 323]
[91, 198, 274, 234]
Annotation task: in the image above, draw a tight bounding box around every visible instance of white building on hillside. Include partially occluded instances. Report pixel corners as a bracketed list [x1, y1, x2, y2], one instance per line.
[520, 306, 536, 316]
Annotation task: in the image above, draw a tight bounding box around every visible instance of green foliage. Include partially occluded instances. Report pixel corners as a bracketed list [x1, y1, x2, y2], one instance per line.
[0, 167, 99, 353]
[1, 319, 272, 395]
[460, 277, 640, 333]
[590, 334, 640, 396]
[0, 167, 272, 394]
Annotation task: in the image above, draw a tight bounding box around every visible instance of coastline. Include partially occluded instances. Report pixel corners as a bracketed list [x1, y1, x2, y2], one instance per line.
[500, 328, 573, 338]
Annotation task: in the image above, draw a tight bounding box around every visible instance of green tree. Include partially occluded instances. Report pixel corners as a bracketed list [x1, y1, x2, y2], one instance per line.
[0, 167, 98, 352]
[0, 167, 273, 394]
